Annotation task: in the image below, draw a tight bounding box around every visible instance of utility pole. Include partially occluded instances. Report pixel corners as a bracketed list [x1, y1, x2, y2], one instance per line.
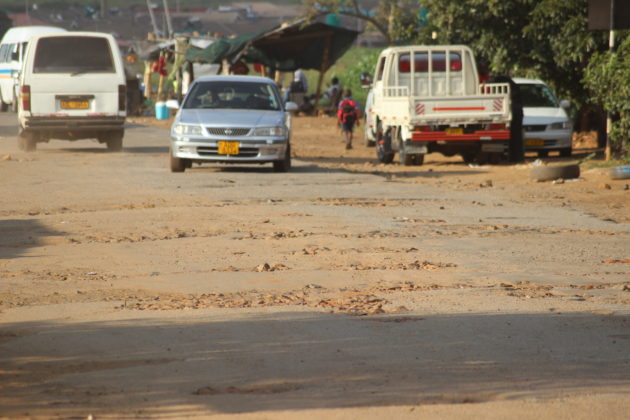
[101, 0, 106, 18]
[163, 0, 174, 39]
[146, 0, 160, 38]
[605, 0, 615, 161]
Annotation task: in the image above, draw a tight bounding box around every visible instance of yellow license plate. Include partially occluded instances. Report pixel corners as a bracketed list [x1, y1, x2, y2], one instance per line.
[526, 138, 545, 146]
[218, 141, 239, 155]
[60, 100, 89, 109]
[445, 127, 463, 135]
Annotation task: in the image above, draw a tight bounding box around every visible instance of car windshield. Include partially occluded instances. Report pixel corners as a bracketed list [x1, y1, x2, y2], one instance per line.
[519, 83, 559, 108]
[183, 81, 281, 111]
[33, 36, 115, 73]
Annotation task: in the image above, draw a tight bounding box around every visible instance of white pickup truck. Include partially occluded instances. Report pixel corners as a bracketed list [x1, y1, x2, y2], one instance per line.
[365, 45, 512, 165]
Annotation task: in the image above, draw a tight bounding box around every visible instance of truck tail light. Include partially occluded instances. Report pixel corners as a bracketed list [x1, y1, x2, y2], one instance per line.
[414, 125, 431, 132]
[118, 84, 126, 111]
[21, 85, 30, 111]
[489, 123, 506, 130]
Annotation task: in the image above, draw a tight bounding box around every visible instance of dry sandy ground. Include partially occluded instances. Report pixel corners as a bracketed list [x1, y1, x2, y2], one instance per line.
[0, 114, 628, 419]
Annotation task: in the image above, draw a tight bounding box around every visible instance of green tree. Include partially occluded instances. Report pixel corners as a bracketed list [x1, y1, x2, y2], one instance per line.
[584, 35, 630, 157]
[303, 0, 424, 45]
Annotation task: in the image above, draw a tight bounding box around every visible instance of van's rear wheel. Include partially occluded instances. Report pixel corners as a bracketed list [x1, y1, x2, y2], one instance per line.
[105, 130, 124, 152]
[18, 130, 37, 152]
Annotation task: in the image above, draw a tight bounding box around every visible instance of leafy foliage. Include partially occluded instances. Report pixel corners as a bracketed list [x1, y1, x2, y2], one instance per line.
[584, 35, 630, 155]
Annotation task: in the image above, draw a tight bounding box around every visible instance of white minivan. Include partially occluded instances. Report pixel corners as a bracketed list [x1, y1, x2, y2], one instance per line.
[17, 31, 127, 151]
[0, 26, 66, 112]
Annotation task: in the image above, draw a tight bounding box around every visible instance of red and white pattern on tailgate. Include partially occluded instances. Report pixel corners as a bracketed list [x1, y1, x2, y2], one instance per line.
[493, 99, 503, 112]
[415, 103, 425, 115]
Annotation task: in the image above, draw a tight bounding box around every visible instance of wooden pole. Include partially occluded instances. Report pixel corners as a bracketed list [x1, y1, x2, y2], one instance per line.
[605, 0, 615, 161]
[313, 33, 332, 115]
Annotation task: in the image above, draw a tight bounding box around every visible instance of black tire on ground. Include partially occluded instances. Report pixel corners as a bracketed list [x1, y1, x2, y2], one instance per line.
[559, 147, 572, 157]
[609, 165, 630, 180]
[537, 150, 549, 158]
[0, 101, 7, 112]
[170, 152, 186, 173]
[273, 143, 291, 172]
[376, 127, 394, 164]
[530, 164, 580, 182]
[106, 130, 124, 152]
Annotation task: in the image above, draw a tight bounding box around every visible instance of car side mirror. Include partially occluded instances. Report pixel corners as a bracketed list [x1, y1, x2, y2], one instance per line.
[165, 99, 180, 110]
[360, 72, 372, 89]
[285, 101, 298, 112]
[559, 100, 570, 109]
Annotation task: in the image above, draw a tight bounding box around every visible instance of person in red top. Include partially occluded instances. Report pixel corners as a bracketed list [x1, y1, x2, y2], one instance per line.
[337, 89, 360, 150]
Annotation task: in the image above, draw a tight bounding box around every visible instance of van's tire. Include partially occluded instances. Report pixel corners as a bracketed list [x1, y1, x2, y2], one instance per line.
[273, 143, 291, 172]
[530, 164, 580, 182]
[18, 130, 37, 152]
[105, 130, 124, 152]
[609, 166, 630, 180]
[0, 101, 7, 112]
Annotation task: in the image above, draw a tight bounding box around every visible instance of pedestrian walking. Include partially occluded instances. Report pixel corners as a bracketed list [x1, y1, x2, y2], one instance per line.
[337, 89, 360, 150]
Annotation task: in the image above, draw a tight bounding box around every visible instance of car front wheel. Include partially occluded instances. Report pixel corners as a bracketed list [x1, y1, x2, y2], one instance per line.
[170, 150, 187, 172]
[273, 143, 291, 172]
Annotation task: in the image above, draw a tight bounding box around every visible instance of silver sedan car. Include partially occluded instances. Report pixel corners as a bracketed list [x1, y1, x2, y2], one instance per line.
[169, 75, 297, 172]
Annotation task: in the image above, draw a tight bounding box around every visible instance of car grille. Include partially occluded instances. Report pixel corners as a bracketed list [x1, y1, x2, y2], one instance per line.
[205, 127, 251, 136]
[524, 125, 547, 132]
[197, 146, 259, 157]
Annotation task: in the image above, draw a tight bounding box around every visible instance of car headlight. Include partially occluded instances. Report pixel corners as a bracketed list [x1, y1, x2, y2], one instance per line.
[253, 126, 286, 137]
[173, 124, 202, 136]
[550, 121, 571, 130]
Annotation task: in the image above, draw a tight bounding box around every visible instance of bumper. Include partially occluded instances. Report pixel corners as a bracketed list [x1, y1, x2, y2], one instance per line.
[171, 137, 288, 162]
[412, 129, 511, 142]
[23, 116, 125, 132]
[524, 131, 572, 150]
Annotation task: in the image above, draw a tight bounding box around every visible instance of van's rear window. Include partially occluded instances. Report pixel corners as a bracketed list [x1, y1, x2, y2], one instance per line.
[33, 36, 114, 73]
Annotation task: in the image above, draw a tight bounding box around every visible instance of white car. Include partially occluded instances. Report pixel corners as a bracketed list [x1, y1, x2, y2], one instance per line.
[169, 75, 297, 172]
[514, 78, 573, 157]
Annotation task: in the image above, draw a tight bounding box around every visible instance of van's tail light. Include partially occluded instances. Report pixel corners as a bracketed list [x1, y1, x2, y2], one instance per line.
[414, 125, 431, 132]
[21, 85, 31, 111]
[118, 84, 126, 111]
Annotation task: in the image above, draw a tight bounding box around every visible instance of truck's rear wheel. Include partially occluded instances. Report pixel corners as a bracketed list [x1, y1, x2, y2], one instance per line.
[376, 126, 394, 164]
[398, 137, 414, 166]
[412, 154, 425, 165]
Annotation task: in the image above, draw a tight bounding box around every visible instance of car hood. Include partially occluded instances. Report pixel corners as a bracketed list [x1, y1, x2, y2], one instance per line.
[522, 107, 568, 124]
[177, 109, 285, 127]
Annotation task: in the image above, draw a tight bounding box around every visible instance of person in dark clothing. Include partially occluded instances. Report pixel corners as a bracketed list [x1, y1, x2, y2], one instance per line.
[490, 75, 524, 163]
